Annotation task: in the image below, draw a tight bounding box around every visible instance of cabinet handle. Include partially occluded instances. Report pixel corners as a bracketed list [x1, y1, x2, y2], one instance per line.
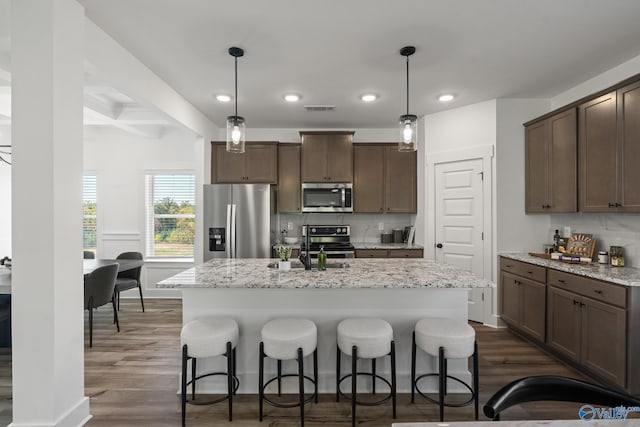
[580, 302, 586, 308]
[594, 290, 603, 294]
[608, 202, 615, 208]
[505, 264, 512, 268]
[558, 279, 565, 283]
[615, 202, 622, 207]
[573, 300, 579, 305]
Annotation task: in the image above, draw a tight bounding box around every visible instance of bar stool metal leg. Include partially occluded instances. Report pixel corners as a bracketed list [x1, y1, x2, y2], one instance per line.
[336, 346, 341, 402]
[372, 358, 377, 395]
[313, 348, 319, 403]
[439, 346, 445, 422]
[473, 341, 479, 420]
[181, 345, 187, 427]
[411, 331, 417, 403]
[351, 345, 357, 427]
[391, 340, 397, 418]
[226, 342, 233, 421]
[233, 347, 237, 395]
[191, 357, 196, 399]
[258, 342, 264, 422]
[298, 347, 305, 427]
[277, 359, 282, 396]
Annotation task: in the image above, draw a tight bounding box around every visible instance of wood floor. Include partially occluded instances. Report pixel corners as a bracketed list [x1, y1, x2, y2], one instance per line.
[0, 299, 616, 426]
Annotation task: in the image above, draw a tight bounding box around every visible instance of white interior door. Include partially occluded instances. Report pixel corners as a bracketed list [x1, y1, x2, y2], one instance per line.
[435, 159, 485, 322]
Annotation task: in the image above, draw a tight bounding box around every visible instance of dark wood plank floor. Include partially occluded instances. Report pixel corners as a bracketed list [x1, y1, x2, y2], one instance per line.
[0, 299, 618, 426]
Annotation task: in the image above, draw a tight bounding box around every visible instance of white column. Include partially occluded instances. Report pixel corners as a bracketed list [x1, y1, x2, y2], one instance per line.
[11, 0, 89, 426]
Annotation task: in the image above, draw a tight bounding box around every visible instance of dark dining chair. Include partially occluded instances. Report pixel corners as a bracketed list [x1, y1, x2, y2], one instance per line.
[83, 250, 95, 259]
[84, 263, 119, 348]
[483, 375, 640, 421]
[114, 251, 144, 312]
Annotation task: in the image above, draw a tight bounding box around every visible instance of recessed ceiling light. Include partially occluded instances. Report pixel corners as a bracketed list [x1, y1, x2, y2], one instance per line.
[216, 94, 232, 102]
[438, 94, 455, 102]
[361, 94, 377, 102]
[284, 94, 301, 102]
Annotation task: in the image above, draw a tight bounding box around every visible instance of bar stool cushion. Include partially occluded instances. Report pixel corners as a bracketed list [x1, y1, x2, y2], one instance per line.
[337, 318, 393, 359]
[414, 317, 475, 359]
[181, 317, 239, 359]
[262, 318, 317, 360]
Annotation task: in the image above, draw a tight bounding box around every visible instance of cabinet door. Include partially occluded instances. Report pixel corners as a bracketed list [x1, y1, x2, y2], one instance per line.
[388, 249, 423, 258]
[245, 145, 277, 183]
[579, 92, 617, 212]
[500, 272, 521, 327]
[385, 147, 417, 213]
[278, 145, 301, 213]
[618, 81, 640, 212]
[213, 144, 246, 182]
[301, 134, 329, 182]
[326, 134, 353, 182]
[354, 145, 384, 212]
[549, 109, 577, 212]
[581, 297, 626, 387]
[547, 286, 581, 361]
[525, 120, 549, 213]
[520, 278, 546, 342]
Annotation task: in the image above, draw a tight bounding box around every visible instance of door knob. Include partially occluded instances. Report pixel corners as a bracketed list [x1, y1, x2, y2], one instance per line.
[436, 243, 443, 248]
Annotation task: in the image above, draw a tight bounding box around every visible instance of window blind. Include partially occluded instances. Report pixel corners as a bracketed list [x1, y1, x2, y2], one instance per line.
[82, 175, 97, 253]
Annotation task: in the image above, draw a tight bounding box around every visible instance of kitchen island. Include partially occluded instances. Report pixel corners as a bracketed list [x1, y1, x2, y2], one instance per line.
[159, 258, 494, 393]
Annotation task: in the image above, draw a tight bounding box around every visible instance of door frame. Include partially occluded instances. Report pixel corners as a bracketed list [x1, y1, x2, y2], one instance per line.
[426, 145, 494, 323]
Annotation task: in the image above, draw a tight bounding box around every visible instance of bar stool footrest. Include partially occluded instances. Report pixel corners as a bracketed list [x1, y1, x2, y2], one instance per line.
[185, 371, 239, 406]
[414, 373, 475, 408]
[262, 373, 317, 408]
[338, 372, 393, 406]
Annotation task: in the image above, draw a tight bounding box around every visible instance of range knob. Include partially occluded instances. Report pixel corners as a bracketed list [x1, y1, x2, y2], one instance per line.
[311, 228, 316, 233]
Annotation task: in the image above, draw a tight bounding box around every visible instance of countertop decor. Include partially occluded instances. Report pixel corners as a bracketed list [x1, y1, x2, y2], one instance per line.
[501, 252, 640, 287]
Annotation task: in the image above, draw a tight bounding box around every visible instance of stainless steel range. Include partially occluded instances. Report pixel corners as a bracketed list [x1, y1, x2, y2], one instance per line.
[301, 225, 355, 258]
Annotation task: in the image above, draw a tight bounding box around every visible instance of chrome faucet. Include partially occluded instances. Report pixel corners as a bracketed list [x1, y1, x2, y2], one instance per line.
[299, 224, 312, 270]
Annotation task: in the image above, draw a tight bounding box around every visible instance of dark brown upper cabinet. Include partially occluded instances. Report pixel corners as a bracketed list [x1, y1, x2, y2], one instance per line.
[579, 81, 640, 212]
[300, 132, 353, 182]
[354, 144, 417, 213]
[525, 108, 577, 213]
[277, 144, 301, 213]
[212, 142, 278, 184]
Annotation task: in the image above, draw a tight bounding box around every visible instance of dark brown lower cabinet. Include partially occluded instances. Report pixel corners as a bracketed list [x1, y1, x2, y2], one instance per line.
[547, 286, 626, 387]
[355, 249, 423, 258]
[500, 271, 546, 343]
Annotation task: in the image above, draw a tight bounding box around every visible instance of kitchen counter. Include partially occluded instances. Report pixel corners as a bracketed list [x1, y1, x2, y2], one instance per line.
[352, 242, 423, 250]
[160, 258, 493, 394]
[500, 252, 640, 287]
[157, 257, 492, 289]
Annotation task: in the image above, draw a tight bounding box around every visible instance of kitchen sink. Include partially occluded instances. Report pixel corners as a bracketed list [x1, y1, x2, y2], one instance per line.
[267, 261, 350, 269]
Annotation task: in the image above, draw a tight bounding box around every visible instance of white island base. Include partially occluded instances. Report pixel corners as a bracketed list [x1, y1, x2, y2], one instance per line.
[182, 287, 471, 394]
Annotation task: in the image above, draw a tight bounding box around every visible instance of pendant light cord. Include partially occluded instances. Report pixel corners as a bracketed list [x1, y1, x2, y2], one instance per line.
[234, 55, 238, 119]
[406, 54, 410, 115]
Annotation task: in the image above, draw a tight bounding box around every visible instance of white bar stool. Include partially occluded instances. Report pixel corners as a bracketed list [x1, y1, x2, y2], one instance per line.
[180, 317, 239, 426]
[336, 318, 396, 427]
[411, 317, 479, 422]
[259, 318, 318, 427]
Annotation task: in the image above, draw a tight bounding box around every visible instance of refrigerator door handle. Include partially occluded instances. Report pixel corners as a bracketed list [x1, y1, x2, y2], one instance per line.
[230, 204, 237, 258]
[226, 204, 232, 258]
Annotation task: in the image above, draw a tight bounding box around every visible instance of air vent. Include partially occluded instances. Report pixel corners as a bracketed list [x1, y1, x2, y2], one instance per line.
[304, 105, 336, 112]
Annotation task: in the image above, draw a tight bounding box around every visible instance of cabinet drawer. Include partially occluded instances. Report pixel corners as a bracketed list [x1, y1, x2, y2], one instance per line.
[355, 249, 387, 258]
[388, 249, 423, 258]
[500, 257, 546, 283]
[548, 269, 627, 308]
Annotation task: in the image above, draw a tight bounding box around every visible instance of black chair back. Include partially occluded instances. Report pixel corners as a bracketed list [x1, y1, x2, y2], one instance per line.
[116, 252, 143, 281]
[84, 263, 119, 310]
[483, 375, 640, 420]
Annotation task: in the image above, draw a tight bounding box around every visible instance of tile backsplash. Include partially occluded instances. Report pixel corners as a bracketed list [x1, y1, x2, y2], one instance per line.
[550, 213, 640, 267]
[277, 213, 416, 244]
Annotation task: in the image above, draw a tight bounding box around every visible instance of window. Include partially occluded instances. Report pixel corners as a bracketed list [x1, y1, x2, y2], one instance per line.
[83, 175, 97, 254]
[145, 174, 195, 258]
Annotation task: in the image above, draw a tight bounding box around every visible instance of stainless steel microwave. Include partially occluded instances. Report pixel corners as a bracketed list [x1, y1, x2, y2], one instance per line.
[301, 183, 353, 213]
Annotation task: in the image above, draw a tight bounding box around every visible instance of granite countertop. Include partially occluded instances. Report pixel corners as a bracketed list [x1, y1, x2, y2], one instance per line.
[352, 242, 423, 250]
[500, 252, 640, 287]
[157, 258, 494, 289]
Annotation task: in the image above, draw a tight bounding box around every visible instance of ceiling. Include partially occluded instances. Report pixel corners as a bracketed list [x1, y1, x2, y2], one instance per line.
[4, 0, 640, 133]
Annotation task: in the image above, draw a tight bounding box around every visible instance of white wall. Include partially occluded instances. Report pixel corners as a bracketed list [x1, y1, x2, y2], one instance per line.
[0, 126, 10, 257]
[84, 126, 199, 297]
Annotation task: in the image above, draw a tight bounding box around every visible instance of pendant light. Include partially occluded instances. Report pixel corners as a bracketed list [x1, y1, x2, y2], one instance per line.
[226, 46, 246, 153]
[398, 46, 417, 152]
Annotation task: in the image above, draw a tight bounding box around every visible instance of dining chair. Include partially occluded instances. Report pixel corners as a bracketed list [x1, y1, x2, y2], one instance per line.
[114, 251, 144, 312]
[84, 263, 119, 348]
[83, 250, 95, 259]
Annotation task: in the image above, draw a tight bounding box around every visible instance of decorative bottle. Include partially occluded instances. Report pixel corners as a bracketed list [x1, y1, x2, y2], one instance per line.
[317, 246, 327, 271]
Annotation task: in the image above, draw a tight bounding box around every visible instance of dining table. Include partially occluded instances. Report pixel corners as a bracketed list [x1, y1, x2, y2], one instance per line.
[0, 258, 144, 347]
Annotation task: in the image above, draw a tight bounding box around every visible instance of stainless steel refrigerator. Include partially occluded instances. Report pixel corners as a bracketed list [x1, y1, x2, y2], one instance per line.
[203, 184, 274, 261]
